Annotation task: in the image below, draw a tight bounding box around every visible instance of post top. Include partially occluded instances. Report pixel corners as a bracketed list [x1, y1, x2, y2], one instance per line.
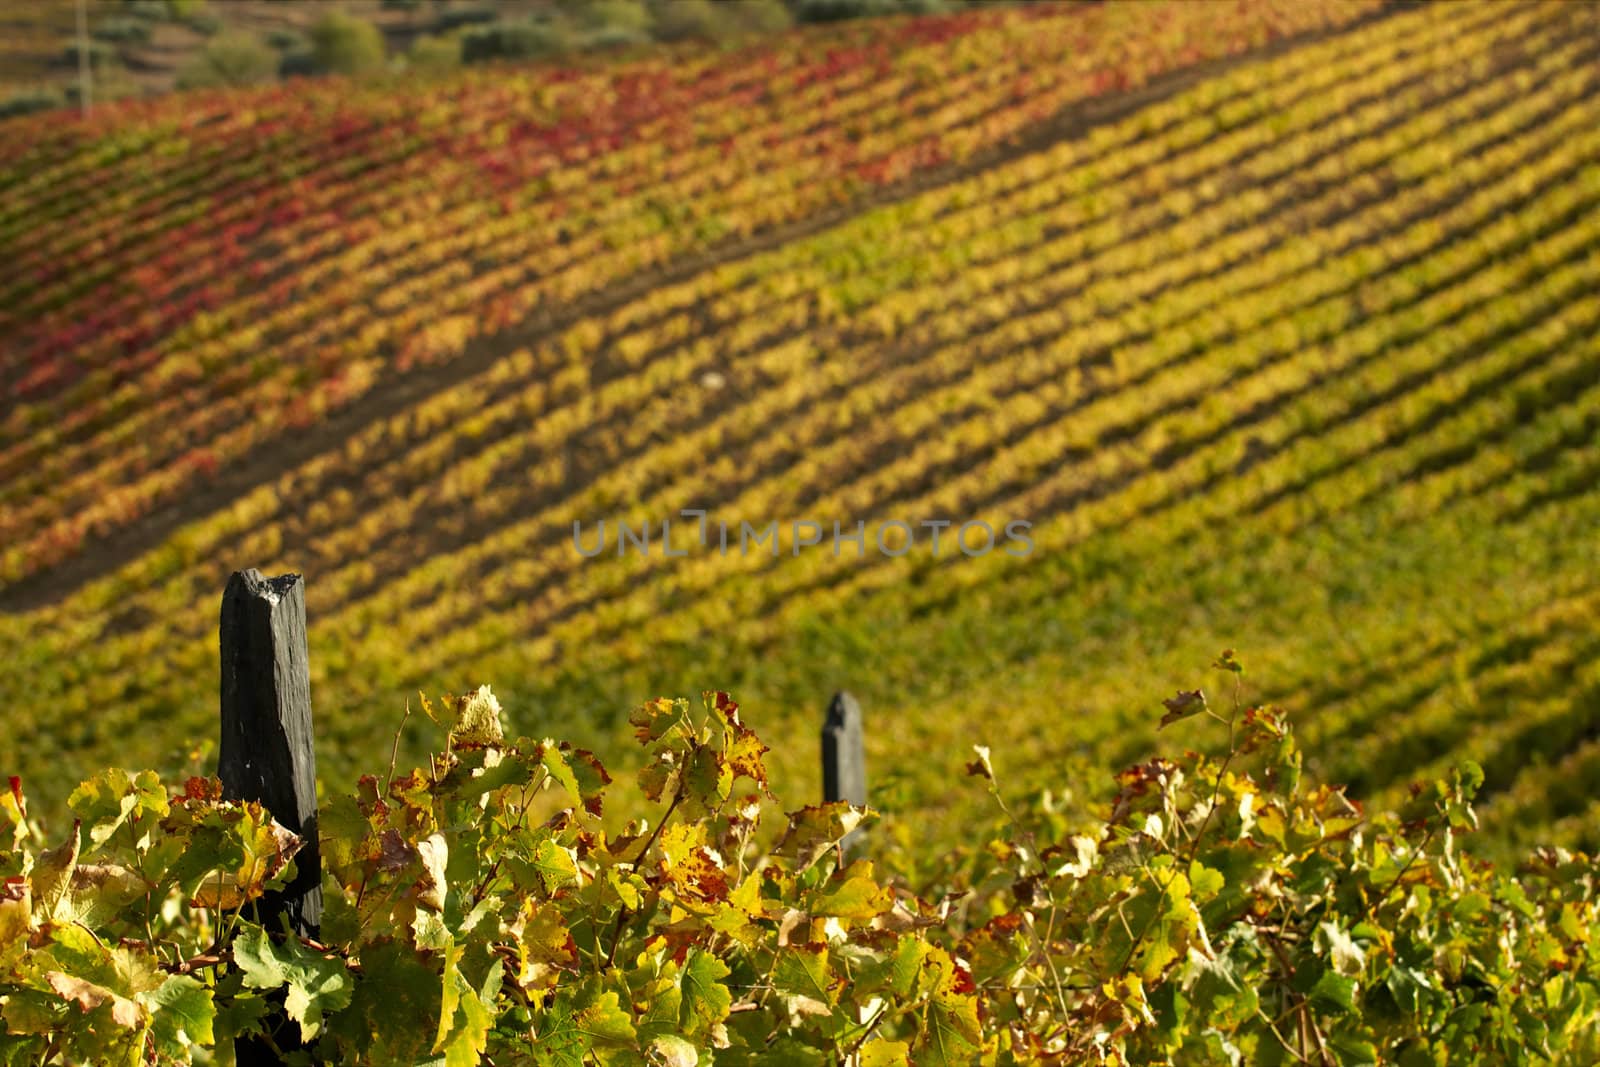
[229, 570, 304, 604]
[825, 690, 861, 729]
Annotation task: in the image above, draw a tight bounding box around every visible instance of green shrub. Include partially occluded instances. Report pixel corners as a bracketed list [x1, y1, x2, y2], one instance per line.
[651, 0, 721, 41]
[730, 0, 793, 33]
[175, 30, 279, 89]
[791, 0, 905, 21]
[406, 32, 461, 72]
[584, 23, 649, 50]
[60, 40, 114, 69]
[165, 0, 206, 16]
[582, 0, 653, 34]
[184, 10, 223, 36]
[307, 11, 387, 75]
[61, 56, 139, 105]
[460, 17, 572, 63]
[91, 17, 153, 44]
[0, 87, 64, 121]
[278, 49, 318, 79]
[380, 0, 424, 9]
[653, 0, 790, 37]
[264, 27, 304, 51]
[122, 0, 170, 21]
[431, 5, 497, 33]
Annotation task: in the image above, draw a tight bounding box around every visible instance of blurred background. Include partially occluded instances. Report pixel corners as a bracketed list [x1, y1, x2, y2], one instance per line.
[0, 0, 951, 114]
[2, 0, 1597, 867]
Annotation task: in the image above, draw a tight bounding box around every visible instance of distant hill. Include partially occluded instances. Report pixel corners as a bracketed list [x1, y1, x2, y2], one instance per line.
[0, 1, 521, 99]
[2, 0, 894, 115]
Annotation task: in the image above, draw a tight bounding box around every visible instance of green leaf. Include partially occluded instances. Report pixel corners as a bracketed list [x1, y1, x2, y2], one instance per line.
[141, 973, 215, 1053]
[630, 697, 689, 745]
[648, 1033, 699, 1066]
[575, 989, 637, 1047]
[209, 971, 269, 1046]
[679, 949, 731, 1037]
[67, 770, 140, 848]
[460, 750, 537, 801]
[856, 935, 928, 1000]
[339, 938, 443, 1065]
[539, 745, 582, 805]
[684, 747, 732, 811]
[777, 803, 870, 873]
[1185, 948, 1258, 1029]
[773, 944, 835, 1008]
[811, 872, 893, 922]
[859, 1041, 911, 1067]
[440, 957, 496, 1067]
[436, 938, 464, 1054]
[1385, 964, 1442, 1015]
[0, 879, 30, 971]
[232, 925, 354, 1040]
[1, 989, 63, 1035]
[561, 746, 613, 817]
[529, 998, 586, 1066]
[1307, 968, 1359, 1015]
[1149, 981, 1187, 1042]
[1327, 1031, 1379, 1066]
[526, 836, 579, 894]
[720, 1038, 827, 1066]
[1189, 860, 1226, 901]
[916, 992, 980, 1066]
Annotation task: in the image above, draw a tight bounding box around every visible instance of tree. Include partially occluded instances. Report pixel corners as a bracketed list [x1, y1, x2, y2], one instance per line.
[406, 33, 461, 73]
[176, 30, 278, 89]
[307, 11, 387, 76]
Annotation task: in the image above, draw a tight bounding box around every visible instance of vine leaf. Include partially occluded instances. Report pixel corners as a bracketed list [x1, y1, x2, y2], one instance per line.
[232, 926, 354, 1040]
[916, 991, 980, 1066]
[141, 974, 217, 1054]
[1159, 690, 1207, 729]
[679, 949, 732, 1037]
[46, 971, 144, 1029]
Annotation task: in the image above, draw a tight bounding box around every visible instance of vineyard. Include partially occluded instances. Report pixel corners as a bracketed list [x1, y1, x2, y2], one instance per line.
[3, 0, 1600, 882]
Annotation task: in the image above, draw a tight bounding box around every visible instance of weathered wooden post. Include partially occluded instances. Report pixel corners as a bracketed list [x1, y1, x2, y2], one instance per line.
[219, 570, 320, 1063]
[821, 691, 867, 855]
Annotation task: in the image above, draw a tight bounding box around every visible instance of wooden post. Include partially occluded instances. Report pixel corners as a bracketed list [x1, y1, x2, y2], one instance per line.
[219, 570, 320, 1064]
[821, 691, 866, 854]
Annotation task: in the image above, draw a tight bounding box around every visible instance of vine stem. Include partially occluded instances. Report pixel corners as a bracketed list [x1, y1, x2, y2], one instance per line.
[1117, 670, 1241, 978]
[160, 952, 225, 976]
[604, 789, 683, 970]
[1360, 823, 1437, 926]
[842, 1000, 891, 1060]
[385, 698, 412, 793]
[470, 858, 503, 908]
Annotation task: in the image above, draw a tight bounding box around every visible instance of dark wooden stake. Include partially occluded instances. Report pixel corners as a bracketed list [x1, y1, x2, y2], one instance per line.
[821, 691, 867, 855]
[219, 569, 321, 1063]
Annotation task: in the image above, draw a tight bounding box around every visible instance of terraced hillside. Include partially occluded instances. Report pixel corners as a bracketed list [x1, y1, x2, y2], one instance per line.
[3, 0, 1597, 860]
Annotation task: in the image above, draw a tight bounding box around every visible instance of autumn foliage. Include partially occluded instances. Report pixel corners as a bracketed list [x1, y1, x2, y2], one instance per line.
[3, 656, 1597, 1064]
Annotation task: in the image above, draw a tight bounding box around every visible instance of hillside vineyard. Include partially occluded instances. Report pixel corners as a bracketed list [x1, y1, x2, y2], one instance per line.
[1, 0, 1598, 861]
